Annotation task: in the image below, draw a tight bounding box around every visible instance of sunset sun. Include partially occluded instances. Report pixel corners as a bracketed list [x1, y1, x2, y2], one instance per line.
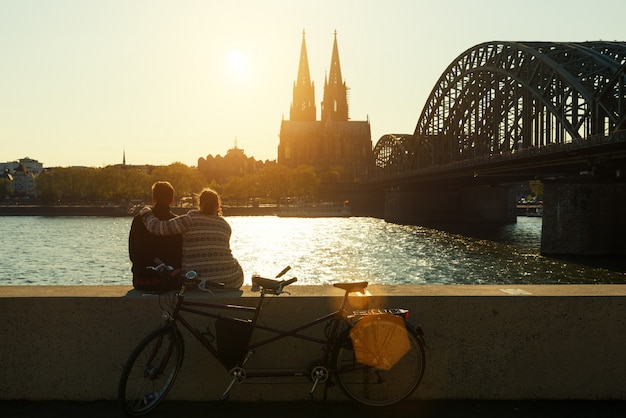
[226, 49, 249, 81]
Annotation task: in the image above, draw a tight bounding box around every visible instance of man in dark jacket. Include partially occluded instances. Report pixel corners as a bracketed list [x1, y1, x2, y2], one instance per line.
[129, 181, 183, 291]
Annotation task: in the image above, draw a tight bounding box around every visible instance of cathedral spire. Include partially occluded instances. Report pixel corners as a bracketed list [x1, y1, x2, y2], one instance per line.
[322, 30, 349, 122]
[290, 30, 316, 121]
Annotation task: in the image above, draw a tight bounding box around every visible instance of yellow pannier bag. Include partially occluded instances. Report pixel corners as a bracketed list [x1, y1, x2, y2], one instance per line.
[349, 313, 410, 370]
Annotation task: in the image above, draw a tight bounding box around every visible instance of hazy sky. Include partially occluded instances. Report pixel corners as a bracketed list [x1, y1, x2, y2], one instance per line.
[2, 0, 624, 168]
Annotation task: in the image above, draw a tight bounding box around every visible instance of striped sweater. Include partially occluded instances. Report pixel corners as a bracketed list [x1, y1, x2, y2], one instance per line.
[141, 208, 243, 289]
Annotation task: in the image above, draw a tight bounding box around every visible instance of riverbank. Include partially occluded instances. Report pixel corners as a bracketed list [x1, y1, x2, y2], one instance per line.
[0, 204, 545, 218]
[0, 205, 276, 217]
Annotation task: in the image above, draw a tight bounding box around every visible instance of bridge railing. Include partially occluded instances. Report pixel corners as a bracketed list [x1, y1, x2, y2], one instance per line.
[371, 129, 626, 181]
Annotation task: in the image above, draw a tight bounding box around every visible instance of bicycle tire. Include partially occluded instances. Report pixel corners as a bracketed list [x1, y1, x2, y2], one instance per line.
[332, 319, 425, 406]
[118, 325, 185, 416]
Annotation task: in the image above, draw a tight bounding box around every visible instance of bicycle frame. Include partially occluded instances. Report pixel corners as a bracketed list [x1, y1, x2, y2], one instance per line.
[164, 284, 354, 378]
[119, 276, 425, 415]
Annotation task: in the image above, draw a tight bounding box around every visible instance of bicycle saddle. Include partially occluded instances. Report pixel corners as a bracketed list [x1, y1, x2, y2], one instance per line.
[333, 282, 369, 293]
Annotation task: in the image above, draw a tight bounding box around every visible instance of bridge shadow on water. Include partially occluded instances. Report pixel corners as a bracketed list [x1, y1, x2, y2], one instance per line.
[420, 219, 626, 276]
[547, 254, 626, 275]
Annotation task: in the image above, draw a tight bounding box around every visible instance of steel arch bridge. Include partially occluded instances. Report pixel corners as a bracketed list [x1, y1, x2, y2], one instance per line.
[372, 41, 626, 178]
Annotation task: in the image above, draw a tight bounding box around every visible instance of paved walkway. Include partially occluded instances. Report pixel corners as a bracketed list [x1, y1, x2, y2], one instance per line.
[1, 400, 625, 418]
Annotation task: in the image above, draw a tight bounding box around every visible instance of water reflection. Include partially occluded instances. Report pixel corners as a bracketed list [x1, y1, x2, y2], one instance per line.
[231, 216, 625, 286]
[419, 217, 626, 275]
[419, 217, 543, 249]
[1, 216, 624, 286]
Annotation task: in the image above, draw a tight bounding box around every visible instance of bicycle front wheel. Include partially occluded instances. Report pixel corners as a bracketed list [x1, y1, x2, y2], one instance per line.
[332, 320, 425, 406]
[118, 325, 185, 416]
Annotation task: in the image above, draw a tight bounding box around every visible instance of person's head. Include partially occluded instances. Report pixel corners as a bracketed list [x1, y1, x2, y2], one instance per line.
[198, 188, 222, 216]
[151, 181, 175, 206]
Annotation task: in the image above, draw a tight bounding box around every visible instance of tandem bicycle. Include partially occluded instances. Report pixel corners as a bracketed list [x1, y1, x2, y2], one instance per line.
[118, 263, 426, 416]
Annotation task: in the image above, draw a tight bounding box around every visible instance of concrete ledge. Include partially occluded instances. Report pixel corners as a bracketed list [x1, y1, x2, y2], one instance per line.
[1, 285, 626, 401]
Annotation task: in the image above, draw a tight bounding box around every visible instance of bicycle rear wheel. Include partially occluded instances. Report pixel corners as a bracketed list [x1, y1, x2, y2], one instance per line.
[118, 325, 184, 416]
[332, 319, 425, 406]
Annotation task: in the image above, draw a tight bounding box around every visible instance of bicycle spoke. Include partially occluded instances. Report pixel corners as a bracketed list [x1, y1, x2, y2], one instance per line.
[333, 323, 425, 406]
[118, 327, 184, 416]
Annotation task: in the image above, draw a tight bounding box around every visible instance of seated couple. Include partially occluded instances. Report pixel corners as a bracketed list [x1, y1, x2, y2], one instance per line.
[129, 181, 243, 292]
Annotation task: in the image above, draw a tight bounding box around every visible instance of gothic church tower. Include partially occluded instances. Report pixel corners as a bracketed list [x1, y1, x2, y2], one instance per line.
[290, 31, 316, 122]
[278, 31, 371, 182]
[321, 31, 349, 122]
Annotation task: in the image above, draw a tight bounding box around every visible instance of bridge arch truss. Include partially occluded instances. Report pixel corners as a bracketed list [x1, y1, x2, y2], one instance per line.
[373, 41, 626, 176]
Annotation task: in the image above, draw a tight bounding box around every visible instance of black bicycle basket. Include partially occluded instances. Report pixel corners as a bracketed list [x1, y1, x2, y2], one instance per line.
[215, 317, 253, 369]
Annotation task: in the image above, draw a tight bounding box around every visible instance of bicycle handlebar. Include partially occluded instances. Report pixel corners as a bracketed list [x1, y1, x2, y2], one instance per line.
[150, 259, 296, 294]
[148, 258, 173, 273]
[251, 273, 297, 294]
[281, 277, 298, 287]
[275, 265, 291, 278]
[148, 258, 198, 281]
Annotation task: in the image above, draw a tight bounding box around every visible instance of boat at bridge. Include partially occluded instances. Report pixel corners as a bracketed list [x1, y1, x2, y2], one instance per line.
[516, 204, 543, 217]
[276, 202, 352, 218]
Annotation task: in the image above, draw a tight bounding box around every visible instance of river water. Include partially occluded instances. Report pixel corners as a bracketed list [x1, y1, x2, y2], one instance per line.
[1, 216, 624, 286]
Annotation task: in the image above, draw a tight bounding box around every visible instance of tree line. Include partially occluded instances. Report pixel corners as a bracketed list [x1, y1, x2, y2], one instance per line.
[32, 148, 322, 207]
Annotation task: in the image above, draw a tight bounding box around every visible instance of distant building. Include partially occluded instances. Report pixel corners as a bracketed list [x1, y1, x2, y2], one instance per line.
[0, 157, 43, 176]
[10, 163, 36, 197]
[0, 157, 44, 197]
[278, 31, 372, 181]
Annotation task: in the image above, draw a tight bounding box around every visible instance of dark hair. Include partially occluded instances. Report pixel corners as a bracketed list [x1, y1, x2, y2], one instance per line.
[151, 181, 175, 205]
[198, 188, 222, 216]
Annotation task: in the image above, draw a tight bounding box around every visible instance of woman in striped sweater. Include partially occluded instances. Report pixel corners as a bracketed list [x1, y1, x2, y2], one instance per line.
[140, 188, 244, 289]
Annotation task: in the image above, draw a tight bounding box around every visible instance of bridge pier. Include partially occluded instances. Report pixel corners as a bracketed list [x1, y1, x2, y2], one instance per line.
[384, 185, 516, 224]
[541, 181, 626, 255]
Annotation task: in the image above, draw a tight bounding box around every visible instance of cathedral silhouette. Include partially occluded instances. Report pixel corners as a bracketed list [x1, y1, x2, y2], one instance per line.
[278, 31, 372, 182]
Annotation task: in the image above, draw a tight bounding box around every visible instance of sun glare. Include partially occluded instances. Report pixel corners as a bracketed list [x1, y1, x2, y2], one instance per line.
[226, 49, 248, 81]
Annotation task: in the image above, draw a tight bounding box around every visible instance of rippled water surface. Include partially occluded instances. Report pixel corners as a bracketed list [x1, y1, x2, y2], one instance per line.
[1, 216, 624, 286]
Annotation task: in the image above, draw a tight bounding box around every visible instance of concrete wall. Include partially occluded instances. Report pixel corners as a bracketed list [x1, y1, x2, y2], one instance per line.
[1, 285, 626, 402]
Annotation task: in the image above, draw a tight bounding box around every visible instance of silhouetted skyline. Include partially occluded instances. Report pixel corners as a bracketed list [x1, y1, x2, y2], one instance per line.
[2, 0, 624, 167]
